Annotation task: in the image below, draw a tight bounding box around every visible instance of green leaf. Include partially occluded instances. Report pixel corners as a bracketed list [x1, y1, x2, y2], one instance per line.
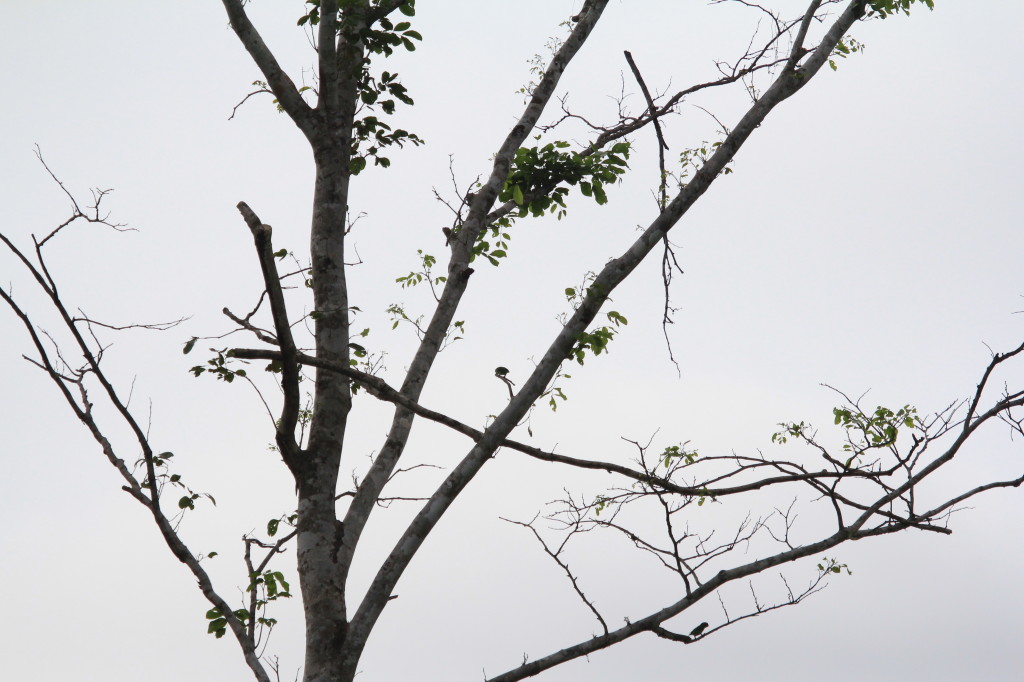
[606, 310, 628, 326]
[267, 518, 280, 537]
[183, 337, 197, 354]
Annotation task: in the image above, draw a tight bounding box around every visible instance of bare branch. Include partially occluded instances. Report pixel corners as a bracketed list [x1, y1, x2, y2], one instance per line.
[234, 202, 303, 465]
[503, 516, 609, 635]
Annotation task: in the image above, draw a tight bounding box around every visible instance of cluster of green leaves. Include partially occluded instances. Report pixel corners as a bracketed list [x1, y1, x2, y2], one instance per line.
[186, 345, 249, 384]
[356, 12, 421, 55]
[519, 365, 572, 423]
[676, 140, 734, 188]
[345, 326, 391, 395]
[206, 606, 247, 640]
[867, 0, 934, 19]
[833, 404, 918, 452]
[771, 420, 811, 445]
[205, 570, 291, 639]
[175, 487, 217, 512]
[562, 274, 609, 311]
[349, 108, 423, 174]
[545, 385, 568, 412]
[500, 140, 631, 218]
[266, 513, 298, 538]
[138, 450, 217, 513]
[384, 301, 464, 346]
[395, 250, 446, 289]
[350, 5, 423, 174]
[348, 328, 371, 366]
[385, 303, 422, 333]
[828, 37, 865, 71]
[658, 444, 699, 468]
[816, 556, 853, 576]
[297, 1, 424, 174]
[773, 403, 918, 467]
[298, 0, 417, 30]
[467, 141, 630, 266]
[569, 310, 628, 365]
[470, 225, 512, 266]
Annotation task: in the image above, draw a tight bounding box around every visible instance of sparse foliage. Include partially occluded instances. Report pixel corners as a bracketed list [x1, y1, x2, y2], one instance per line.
[4, 2, 1022, 682]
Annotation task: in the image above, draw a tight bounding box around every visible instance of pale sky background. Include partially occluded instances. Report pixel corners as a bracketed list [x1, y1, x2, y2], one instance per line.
[2, 1, 1023, 681]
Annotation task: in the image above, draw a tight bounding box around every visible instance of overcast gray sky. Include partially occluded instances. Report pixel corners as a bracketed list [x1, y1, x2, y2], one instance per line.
[2, 1, 1023, 680]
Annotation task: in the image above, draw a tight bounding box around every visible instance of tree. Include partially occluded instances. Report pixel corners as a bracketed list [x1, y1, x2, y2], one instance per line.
[3, 1, 1023, 680]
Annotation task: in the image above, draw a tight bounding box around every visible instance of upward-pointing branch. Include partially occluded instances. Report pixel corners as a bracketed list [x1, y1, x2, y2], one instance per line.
[347, 0, 870, 670]
[235, 202, 302, 465]
[222, 0, 316, 136]
[336, 0, 613, 599]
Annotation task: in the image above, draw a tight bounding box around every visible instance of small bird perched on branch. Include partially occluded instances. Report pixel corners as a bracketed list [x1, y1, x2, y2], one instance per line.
[495, 366, 515, 400]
